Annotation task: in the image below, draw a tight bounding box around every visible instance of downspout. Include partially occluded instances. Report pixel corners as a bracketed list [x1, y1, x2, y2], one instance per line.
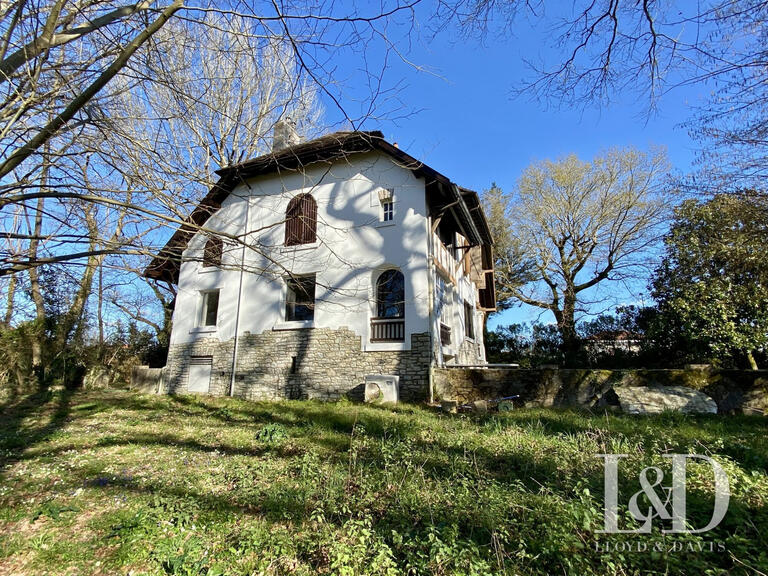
[229, 194, 251, 397]
[426, 214, 436, 404]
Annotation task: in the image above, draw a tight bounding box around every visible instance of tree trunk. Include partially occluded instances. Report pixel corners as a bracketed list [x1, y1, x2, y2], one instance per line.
[747, 350, 759, 371]
[54, 206, 101, 351]
[558, 293, 581, 367]
[97, 260, 104, 358]
[160, 297, 174, 349]
[3, 272, 16, 325]
[28, 180, 47, 375]
[28, 197, 46, 320]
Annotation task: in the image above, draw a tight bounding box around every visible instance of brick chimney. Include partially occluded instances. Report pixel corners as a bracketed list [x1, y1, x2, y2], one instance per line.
[272, 118, 301, 152]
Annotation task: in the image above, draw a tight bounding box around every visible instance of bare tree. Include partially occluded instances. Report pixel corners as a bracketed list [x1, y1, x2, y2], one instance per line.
[439, 1, 768, 191]
[87, 13, 324, 341]
[104, 13, 322, 215]
[1, 1, 420, 274]
[487, 147, 670, 363]
[0, 1, 421, 387]
[0, 0, 184, 179]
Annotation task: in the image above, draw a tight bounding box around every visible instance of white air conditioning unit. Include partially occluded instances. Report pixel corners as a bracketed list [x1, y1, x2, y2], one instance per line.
[364, 374, 399, 404]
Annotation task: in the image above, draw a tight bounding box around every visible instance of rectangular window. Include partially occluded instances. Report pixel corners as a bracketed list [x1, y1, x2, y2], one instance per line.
[286, 274, 316, 321]
[201, 290, 220, 327]
[382, 200, 394, 222]
[464, 301, 475, 340]
[378, 188, 394, 223]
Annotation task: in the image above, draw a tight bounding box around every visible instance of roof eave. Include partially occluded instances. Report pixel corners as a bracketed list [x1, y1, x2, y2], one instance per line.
[144, 131, 493, 284]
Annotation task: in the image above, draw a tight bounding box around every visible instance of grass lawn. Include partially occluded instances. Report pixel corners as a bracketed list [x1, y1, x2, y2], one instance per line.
[0, 388, 767, 575]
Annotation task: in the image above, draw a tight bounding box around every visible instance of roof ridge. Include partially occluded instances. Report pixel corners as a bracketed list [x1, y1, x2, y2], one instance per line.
[217, 130, 385, 175]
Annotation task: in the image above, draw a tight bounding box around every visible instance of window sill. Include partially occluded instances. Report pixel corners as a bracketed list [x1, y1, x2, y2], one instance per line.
[365, 341, 411, 352]
[273, 320, 314, 331]
[374, 222, 396, 229]
[279, 242, 319, 253]
[189, 326, 217, 334]
[198, 266, 219, 275]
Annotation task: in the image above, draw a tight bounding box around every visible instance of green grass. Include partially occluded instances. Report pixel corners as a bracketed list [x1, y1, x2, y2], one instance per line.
[0, 389, 766, 575]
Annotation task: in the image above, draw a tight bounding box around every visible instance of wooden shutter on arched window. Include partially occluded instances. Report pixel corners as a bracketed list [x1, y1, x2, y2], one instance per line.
[285, 194, 317, 246]
[203, 237, 222, 267]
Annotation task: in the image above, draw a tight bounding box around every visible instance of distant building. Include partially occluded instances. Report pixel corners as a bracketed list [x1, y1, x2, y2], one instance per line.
[585, 330, 643, 358]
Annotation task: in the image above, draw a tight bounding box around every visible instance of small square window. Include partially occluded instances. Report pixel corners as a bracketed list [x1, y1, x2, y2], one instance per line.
[464, 301, 474, 340]
[286, 275, 316, 322]
[201, 290, 220, 327]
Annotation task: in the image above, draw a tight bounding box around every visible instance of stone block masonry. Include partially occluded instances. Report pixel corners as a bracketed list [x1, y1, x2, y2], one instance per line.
[130, 365, 164, 393]
[433, 367, 768, 415]
[164, 328, 432, 402]
[450, 338, 484, 365]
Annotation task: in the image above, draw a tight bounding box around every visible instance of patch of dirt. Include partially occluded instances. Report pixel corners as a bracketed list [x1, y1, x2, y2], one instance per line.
[1, 516, 47, 539]
[0, 551, 35, 576]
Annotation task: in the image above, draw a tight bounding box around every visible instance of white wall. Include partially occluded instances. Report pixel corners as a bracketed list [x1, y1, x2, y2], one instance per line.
[170, 152, 431, 351]
[431, 267, 484, 362]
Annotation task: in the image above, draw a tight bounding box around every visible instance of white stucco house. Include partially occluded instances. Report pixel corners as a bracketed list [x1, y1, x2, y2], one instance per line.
[145, 126, 496, 402]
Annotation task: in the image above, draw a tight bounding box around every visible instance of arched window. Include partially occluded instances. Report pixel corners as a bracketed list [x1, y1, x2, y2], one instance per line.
[376, 270, 405, 318]
[285, 193, 317, 246]
[203, 237, 222, 268]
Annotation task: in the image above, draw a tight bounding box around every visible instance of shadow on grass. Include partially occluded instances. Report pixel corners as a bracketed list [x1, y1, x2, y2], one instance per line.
[490, 408, 768, 474]
[0, 385, 76, 477]
[3, 389, 767, 575]
[56, 407, 768, 576]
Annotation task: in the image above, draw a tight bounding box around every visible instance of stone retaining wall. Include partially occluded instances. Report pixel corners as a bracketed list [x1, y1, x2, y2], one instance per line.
[130, 365, 164, 394]
[433, 367, 768, 415]
[450, 338, 485, 365]
[164, 328, 432, 402]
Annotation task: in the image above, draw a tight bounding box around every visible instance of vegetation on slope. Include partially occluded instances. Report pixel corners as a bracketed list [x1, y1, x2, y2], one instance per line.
[0, 389, 766, 575]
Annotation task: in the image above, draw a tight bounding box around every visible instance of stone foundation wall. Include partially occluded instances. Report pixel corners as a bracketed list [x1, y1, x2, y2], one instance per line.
[433, 367, 768, 415]
[450, 338, 484, 365]
[164, 328, 431, 402]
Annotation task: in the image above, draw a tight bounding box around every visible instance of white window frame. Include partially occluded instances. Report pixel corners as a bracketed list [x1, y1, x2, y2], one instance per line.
[377, 188, 395, 224]
[199, 289, 220, 327]
[381, 199, 394, 222]
[275, 274, 317, 329]
[463, 300, 475, 341]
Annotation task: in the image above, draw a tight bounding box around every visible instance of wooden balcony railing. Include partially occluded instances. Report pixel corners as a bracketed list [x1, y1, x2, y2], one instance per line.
[370, 317, 405, 342]
[440, 322, 452, 346]
[432, 232, 462, 282]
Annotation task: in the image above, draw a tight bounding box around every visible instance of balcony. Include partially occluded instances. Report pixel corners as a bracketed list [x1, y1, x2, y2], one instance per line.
[370, 317, 405, 342]
[432, 232, 464, 283]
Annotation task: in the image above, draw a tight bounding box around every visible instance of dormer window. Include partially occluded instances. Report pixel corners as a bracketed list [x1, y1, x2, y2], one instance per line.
[378, 188, 394, 223]
[285, 193, 317, 246]
[203, 237, 222, 268]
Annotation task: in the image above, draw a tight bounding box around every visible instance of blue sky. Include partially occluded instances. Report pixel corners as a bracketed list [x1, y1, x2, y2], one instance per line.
[320, 7, 709, 330]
